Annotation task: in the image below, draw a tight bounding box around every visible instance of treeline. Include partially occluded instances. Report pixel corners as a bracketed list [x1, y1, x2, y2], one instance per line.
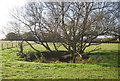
[2, 32, 37, 41]
[2, 32, 119, 43]
[2, 32, 62, 42]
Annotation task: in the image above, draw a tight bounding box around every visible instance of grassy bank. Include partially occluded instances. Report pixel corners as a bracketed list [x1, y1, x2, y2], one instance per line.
[0, 43, 119, 79]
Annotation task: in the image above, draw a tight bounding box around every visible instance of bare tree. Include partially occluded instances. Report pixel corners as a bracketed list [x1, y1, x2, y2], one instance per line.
[106, 2, 120, 41]
[10, 1, 118, 63]
[45, 2, 116, 62]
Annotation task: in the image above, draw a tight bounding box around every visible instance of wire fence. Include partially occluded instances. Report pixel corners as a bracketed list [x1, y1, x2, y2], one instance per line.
[0, 41, 35, 50]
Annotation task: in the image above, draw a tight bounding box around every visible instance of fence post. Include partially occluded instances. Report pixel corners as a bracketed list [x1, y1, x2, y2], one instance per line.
[12, 42, 13, 48]
[16, 41, 17, 47]
[1, 43, 3, 50]
[7, 43, 8, 49]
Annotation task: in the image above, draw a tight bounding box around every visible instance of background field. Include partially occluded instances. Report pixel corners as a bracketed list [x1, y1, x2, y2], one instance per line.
[0, 41, 119, 79]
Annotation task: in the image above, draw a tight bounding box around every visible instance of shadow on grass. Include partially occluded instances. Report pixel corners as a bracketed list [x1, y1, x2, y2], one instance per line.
[91, 50, 119, 67]
[17, 49, 119, 67]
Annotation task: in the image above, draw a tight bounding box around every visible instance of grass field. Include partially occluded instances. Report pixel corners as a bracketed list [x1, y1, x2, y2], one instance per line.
[0, 41, 35, 50]
[0, 42, 120, 79]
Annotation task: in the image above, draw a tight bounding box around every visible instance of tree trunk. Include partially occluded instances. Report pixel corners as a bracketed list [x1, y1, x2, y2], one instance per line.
[72, 42, 77, 63]
[118, 35, 120, 41]
[19, 41, 26, 58]
[72, 55, 76, 63]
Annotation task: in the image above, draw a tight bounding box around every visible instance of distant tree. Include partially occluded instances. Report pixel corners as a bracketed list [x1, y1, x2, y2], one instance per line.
[39, 32, 62, 42]
[3, 21, 26, 41]
[5, 32, 21, 41]
[22, 32, 37, 41]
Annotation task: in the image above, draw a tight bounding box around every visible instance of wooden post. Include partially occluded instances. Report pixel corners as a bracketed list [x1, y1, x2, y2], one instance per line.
[1, 43, 3, 50]
[7, 43, 8, 49]
[16, 41, 18, 47]
[12, 42, 13, 48]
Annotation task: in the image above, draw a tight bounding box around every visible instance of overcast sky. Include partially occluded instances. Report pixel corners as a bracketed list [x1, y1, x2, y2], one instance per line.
[0, 0, 118, 39]
[0, 0, 27, 39]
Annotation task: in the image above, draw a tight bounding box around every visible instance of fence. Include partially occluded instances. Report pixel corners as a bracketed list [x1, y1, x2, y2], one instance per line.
[0, 41, 35, 50]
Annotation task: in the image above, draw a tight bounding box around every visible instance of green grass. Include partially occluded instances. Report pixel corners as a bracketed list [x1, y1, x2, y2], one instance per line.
[0, 43, 119, 79]
[0, 41, 35, 50]
[85, 43, 119, 52]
